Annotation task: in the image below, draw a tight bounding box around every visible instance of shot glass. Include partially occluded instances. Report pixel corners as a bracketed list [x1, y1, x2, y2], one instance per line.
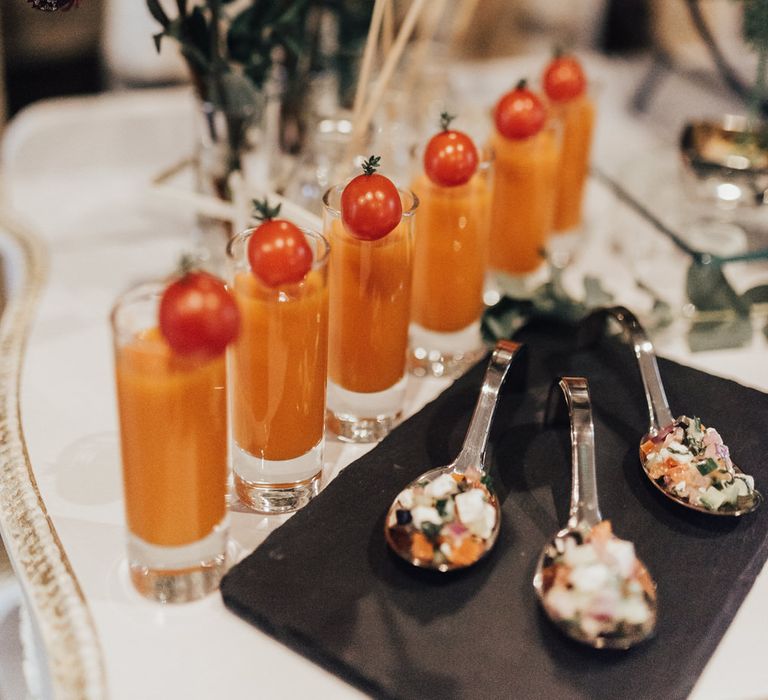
[548, 87, 597, 265]
[323, 184, 418, 443]
[408, 147, 493, 377]
[227, 228, 330, 513]
[111, 282, 229, 603]
[488, 119, 562, 292]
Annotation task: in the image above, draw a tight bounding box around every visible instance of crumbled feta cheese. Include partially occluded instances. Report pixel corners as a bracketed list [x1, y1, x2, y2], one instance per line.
[397, 488, 414, 509]
[411, 506, 442, 529]
[454, 489, 495, 539]
[604, 539, 637, 579]
[570, 562, 609, 592]
[620, 596, 651, 625]
[563, 539, 599, 568]
[424, 473, 459, 500]
[545, 587, 578, 620]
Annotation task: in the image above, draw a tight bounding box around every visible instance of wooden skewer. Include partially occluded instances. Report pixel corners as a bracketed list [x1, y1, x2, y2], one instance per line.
[382, 0, 394, 59]
[450, 0, 481, 47]
[347, 0, 428, 160]
[352, 0, 388, 127]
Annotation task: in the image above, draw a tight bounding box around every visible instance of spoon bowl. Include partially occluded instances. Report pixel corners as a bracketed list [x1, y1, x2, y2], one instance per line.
[534, 377, 657, 649]
[385, 340, 524, 572]
[639, 419, 763, 517]
[534, 526, 658, 650]
[581, 306, 762, 517]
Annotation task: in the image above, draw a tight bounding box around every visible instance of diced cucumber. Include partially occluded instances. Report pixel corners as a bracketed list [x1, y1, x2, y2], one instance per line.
[719, 482, 740, 506]
[697, 458, 719, 476]
[734, 475, 752, 497]
[700, 486, 726, 511]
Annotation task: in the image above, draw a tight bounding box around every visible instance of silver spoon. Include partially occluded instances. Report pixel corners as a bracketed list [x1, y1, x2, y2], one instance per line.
[581, 305, 762, 517]
[534, 377, 657, 649]
[384, 340, 524, 572]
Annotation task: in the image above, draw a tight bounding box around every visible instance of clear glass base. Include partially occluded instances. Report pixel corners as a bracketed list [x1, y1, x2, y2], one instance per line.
[548, 226, 583, 268]
[408, 321, 485, 378]
[127, 518, 228, 604]
[326, 375, 407, 443]
[232, 439, 323, 514]
[489, 264, 549, 299]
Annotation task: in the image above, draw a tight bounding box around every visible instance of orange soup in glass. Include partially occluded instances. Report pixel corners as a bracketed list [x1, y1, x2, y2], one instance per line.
[542, 53, 596, 237]
[409, 141, 492, 377]
[323, 182, 417, 443]
[112, 282, 229, 603]
[551, 94, 595, 234]
[489, 81, 561, 284]
[227, 227, 329, 514]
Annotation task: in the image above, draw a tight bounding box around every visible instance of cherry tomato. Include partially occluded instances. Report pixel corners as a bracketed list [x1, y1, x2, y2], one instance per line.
[341, 156, 402, 241]
[159, 271, 240, 359]
[424, 114, 479, 187]
[494, 80, 547, 140]
[247, 219, 313, 287]
[543, 54, 586, 103]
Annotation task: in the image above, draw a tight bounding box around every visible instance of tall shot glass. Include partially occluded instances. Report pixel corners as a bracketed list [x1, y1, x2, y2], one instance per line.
[409, 147, 493, 377]
[112, 283, 229, 603]
[227, 229, 330, 513]
[488, 117, 562, 292]
[323, 184, 418, 443]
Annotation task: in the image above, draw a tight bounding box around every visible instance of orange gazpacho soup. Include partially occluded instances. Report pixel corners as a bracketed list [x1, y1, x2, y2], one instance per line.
[410, 171, 491, 333]
[115, 328, 227, 547]
[328, 218, 412, 393]
[552, 94, 595, 233]
[489, 126, 560, 274]
[230, 269, 328, 461]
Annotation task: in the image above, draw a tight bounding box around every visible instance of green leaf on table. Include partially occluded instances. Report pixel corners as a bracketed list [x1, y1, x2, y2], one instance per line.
[686, 258, 750, 314]
[688, 318, 753, 351]
[742, 284, 768, 306]
[146, 0, 170, 29]
[481, 297, 532, 343]
[481, 271, 615, 342]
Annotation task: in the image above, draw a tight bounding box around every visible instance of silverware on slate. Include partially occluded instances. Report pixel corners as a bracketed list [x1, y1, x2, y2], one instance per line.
[534, 376, 657, 650]
[384, 341, 524, 572]
[581, 305, 762, 517]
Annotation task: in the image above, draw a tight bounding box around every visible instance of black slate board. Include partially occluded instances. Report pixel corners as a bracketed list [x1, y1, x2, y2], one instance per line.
[221, 320, 768, 700]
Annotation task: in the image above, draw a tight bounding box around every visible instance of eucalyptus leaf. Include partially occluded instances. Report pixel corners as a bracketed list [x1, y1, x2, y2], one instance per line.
[146, 0, 170, 28]
[688, 318, 753, 351]
[686, 257, 750, 314]
[481, 273, 614, 342]
[742, 284, 768, 305]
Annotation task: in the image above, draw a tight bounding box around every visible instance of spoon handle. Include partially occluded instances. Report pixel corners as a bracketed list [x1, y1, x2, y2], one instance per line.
[453, 340, 524, 475]
[581, 305, 674, 435]
[549, 377, 602, 530]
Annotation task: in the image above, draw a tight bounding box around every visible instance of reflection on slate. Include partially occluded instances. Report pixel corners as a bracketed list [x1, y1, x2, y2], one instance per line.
[221, 320, 768, 700]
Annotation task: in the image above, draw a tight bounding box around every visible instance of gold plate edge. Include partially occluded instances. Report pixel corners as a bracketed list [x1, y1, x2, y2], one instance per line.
[0, 211, 108, 699]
